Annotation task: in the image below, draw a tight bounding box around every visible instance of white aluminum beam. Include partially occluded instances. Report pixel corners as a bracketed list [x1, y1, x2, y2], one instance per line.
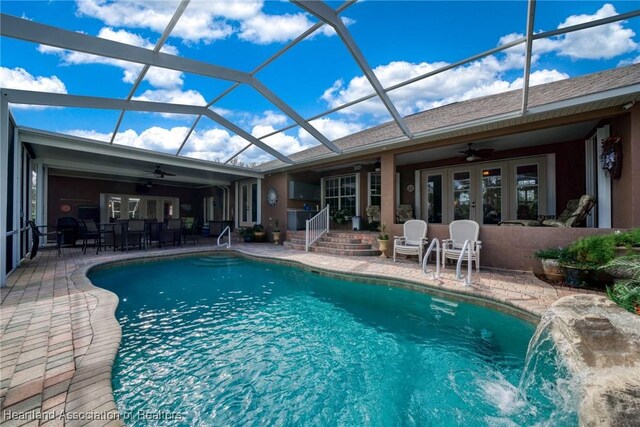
[110, 0, 190, 144]
[2, 88, 294, 164]
[0, 13, 339, 155]
[0, 95, 8, 286]
[521, 0, 537, 114]
[293, 0, 414, 139]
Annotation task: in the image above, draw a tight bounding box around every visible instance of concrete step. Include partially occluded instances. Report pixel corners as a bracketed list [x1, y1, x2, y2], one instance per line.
[319, 236, 363, 244]
[310, 246, 381, 256]
[315, 241, 372, 250]
[283, 241, 306, 251]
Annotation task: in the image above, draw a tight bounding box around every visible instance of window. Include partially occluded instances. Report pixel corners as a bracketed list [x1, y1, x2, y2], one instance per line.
[426, 174, 443, 223]
[481, 168, 502, 224]
[102, 194, 179, 222]
[323, 174, 358, 216]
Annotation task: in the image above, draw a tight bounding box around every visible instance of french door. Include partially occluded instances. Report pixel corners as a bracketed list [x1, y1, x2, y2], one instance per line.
[420, 156, 547, 225]
[239, 181, 258, 227]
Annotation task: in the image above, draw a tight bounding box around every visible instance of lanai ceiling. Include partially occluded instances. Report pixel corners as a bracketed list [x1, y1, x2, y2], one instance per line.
[1, 0, 640, 181]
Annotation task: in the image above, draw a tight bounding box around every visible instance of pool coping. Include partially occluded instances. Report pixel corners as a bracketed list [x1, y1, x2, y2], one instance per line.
[2, 244, 595, 425]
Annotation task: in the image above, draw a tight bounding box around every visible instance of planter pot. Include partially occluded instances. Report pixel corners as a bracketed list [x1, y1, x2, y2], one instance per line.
[540, 258, 564, 282]
[253, 231, 266, 243]
[378, 239, 390, 258]
[563, 265, 590, 287]
[243, 235, 254, 243]
[272, 231, 281, 245]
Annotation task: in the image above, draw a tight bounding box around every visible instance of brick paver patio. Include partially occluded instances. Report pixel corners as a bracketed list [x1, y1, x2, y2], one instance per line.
[0, 241, 597, 426]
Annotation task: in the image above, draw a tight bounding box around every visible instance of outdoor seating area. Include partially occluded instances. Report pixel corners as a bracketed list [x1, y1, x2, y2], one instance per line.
[499, 195, 597, 227]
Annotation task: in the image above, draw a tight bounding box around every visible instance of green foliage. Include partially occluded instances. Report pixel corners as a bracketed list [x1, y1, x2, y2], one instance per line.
[563, 234, 617, 268]
[239, 227, 254, 238]
[605, 256, 640, 314]
[378, 222, 389, 240]
[331, 208, 351, 224]
[534, 247, 567, 260]
[253, 223, 264, 232]
[611, 228, 640, 249]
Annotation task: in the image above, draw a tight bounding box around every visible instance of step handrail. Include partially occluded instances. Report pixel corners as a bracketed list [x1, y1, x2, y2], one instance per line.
[422, 238, 440, 279]
[217, 225, 231, 248]
[456, 239, 472, 285]
[305, 205, 330, 252]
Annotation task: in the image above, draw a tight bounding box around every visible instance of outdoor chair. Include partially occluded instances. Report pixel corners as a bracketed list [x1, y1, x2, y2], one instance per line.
[393, 219, 428, 263]
[498, 194, 596, 227]
[126, 219, 146, 250]
[396, 204, 414, 223]
[27, 220, 61, 259]
[80, 219, 115, 254]
[365, 205, 381, 223]
[442, 220, 482, 272]
[540, 195, 596, 227]
[182, 217, 199, 245]
[160, 219, 183, 247]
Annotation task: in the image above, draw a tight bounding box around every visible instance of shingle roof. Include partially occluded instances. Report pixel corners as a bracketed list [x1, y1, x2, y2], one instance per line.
[260, 63, 640, 170]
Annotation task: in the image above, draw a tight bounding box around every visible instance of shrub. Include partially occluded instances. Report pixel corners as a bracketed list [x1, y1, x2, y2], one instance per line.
[611, 228, 640, 248]
[564, 234, 617, 268]
[534, 247, 566, 260]
[605, 256, 640, 315]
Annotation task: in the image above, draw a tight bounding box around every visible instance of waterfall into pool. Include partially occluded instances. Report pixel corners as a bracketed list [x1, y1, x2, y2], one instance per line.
[90, 256, 579, 426]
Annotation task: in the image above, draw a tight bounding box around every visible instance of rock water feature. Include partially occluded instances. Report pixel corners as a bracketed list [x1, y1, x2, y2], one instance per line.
[521, 294, 640, 426]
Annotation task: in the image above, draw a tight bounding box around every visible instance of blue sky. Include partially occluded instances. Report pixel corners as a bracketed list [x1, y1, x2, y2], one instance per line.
[1, 1, 639, 166]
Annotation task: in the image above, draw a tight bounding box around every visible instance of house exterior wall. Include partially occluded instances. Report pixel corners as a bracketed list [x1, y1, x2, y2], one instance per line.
[262, 173, 289, 241]
[609, 105, 640, 228]
[47, 175, 218, 226]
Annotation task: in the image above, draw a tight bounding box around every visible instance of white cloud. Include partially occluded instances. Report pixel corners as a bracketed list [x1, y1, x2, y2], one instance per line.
[298, 117, 365, 146]
[321, 3, 636, 119]
[0, 67, 67, 109]
[133, 89, 207, 106]
[38, 27, 184, 89]
[239, 12, 318, 44]
[75, 0, 347, 45]
[618, 54, 640, 67]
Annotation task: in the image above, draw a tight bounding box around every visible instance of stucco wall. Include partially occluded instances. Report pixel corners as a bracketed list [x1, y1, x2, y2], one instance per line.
[47, 175, 222, 226]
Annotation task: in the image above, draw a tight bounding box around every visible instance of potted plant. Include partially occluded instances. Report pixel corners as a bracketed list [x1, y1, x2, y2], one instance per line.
[611, 228, 640, 257]
[560, 234, 617, 287]
[377, 222, 390, 258]
[331, 208, 351, 225]
[534, 247, 566, 282]
[253, 223, 266, 242]
[239, 227, 254, 243]
[271, 218, 281, 245]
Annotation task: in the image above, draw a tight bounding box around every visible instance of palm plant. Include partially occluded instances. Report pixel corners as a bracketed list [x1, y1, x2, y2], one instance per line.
[604, 255, 640, 315]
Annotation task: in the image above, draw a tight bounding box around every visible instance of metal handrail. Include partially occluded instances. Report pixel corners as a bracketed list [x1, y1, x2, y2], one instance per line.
[217, 225, 231, 248]
[305, 205, 330, 252]
[422, 238, 440, 279]
[456, 239, 472, 285]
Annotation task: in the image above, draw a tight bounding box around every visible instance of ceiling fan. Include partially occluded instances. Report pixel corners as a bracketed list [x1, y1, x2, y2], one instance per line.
[152, 165, 176, 178]
[459, 143, 495, 162]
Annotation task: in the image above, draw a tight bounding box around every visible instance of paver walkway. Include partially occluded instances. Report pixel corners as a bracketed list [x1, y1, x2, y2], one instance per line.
[0, 241, 597, 426]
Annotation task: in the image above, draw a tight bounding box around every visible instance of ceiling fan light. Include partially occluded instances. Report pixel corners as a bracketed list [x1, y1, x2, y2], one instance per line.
[466, 155, 478, 162]
[373, 160, 381, 172]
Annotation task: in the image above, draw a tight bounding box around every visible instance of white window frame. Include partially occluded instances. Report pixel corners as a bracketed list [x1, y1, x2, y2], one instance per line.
[367, 172, 381, 208]
[321, 173, 360, 215]
[100, 193, 179, 222]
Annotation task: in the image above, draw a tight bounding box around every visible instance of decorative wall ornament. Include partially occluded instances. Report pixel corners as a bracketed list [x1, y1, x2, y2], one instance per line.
[267, 187, 279, 206]
[60, 204, 71, 213]
[600, 136, 622, 179]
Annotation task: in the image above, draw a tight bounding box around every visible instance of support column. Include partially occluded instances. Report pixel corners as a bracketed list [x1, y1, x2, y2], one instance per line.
[380, 152, 396, 228]
[630, 105, 640, 226]
[1, 96, 8, 286]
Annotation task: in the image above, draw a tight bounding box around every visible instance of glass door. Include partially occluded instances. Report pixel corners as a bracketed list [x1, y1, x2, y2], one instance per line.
[420, 170, 445, 223]
[239, 181, 256, 227]
[451, 168, 473, 221]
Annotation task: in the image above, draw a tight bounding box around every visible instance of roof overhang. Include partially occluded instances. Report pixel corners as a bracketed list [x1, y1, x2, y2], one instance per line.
[20, 127, 263, 187]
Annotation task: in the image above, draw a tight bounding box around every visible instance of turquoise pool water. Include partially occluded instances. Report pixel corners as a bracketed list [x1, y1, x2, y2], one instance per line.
[90, 256, 576, 426]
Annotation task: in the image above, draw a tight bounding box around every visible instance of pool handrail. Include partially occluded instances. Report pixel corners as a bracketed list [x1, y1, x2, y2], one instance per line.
[456, 239, 472, 285]
[217, 225, 231, 248]
[422, 238, 440, 279]
[305, 205, 330, 252]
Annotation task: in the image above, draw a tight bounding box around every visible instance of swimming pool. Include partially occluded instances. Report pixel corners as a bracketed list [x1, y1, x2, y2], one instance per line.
[90, 255, 577, 426]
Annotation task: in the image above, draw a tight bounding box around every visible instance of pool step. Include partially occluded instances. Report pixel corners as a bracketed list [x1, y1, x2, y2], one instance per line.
[188, 257, 244, 267]
[283, 231, 380, 257]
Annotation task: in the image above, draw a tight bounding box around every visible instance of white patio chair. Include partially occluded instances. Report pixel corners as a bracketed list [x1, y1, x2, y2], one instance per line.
[393, 220, 428, 263]
[442, 220, 482, 272]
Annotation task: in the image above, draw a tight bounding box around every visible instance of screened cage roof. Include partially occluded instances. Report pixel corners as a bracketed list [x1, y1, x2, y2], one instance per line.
[1, 1, 640, 176]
